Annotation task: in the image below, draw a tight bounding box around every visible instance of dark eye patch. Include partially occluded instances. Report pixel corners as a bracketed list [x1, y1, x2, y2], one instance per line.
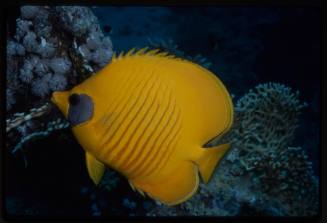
[69, 93, 80, 106]
[68, 93, 94, 127]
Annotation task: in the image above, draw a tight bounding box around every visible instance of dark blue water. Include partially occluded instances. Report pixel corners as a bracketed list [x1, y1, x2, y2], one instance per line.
[93, 6, 321, 172]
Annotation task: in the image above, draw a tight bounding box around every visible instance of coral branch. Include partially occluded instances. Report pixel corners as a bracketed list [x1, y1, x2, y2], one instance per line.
[12, 118, 70, 154]
[6, 103, 51, 133]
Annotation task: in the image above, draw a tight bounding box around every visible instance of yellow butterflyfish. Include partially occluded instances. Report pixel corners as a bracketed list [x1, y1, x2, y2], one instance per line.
[51, 48, 234, 205]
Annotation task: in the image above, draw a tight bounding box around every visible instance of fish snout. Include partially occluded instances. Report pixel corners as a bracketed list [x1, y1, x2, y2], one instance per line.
[51, 91, 70, 118]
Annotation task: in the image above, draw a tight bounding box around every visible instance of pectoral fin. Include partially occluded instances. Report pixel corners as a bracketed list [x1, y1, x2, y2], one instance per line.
[130, 161, 199, 205]
[85, 152, 105, 185]
[196, 143, 230, 184]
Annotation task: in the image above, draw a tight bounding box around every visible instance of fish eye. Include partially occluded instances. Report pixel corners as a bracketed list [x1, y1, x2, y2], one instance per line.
[67, 93, 94, 127]
[69, 93, 80, 106]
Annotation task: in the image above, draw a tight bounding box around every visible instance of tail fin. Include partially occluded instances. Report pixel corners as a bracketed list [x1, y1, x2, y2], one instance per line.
[195, 143, 230, 184]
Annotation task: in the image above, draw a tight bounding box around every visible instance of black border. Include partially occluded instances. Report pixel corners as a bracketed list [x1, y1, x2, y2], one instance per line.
[1, 0, 325, 223]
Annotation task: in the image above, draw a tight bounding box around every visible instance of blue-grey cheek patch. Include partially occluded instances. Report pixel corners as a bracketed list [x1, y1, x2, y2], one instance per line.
[68, 94, 94, 127]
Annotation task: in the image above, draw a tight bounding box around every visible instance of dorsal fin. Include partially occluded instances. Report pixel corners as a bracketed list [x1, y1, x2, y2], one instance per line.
[144, 49, 160, 56]
[117, 51, 124, 59]
[111, 47, 184, 62]
[111, 52, 117, 61]
[126, 47, 137, 56]
[135, 47, 149, 55]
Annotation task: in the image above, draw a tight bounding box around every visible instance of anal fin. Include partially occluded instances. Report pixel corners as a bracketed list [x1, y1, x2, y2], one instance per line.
[129, 180, 146, 197]
[85, 152, 105, 185]
[130, 161, 199, 205]
[128, 180, 136, 191]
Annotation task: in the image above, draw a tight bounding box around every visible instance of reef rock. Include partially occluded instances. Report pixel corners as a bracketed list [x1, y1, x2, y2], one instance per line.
[6, 6, 113, 111]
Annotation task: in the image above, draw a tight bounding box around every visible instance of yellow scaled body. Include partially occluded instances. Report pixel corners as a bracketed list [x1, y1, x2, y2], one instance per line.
[51, 48, 234, 205]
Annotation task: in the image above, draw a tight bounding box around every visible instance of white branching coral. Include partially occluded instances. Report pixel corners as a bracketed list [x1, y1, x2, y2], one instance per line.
[227, 82, 308, 162]
[217, 83, 317, 216]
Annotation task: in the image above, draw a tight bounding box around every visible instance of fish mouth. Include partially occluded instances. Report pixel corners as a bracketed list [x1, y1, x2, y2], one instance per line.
[51, 91, 70, 118]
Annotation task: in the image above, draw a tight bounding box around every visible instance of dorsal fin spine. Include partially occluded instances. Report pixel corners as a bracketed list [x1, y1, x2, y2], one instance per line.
[112, 52, 117, 61]
[111, 47, 185, 63]
[118, 51, 124, 59]
[135, 47, 149, 55]
[145, 49, 160, 56]
[126, 47, 137, 56]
